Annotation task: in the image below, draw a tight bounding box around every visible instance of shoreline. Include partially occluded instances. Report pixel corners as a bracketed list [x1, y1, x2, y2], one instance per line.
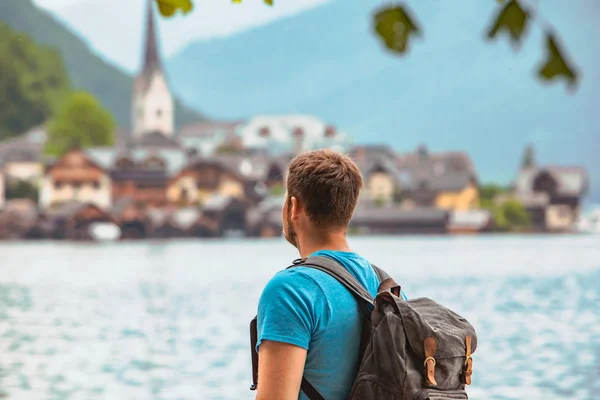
[0, 229, 592, 245]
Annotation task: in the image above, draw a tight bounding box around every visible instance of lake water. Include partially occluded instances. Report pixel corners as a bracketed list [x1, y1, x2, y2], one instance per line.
[0, 235, 599, 400]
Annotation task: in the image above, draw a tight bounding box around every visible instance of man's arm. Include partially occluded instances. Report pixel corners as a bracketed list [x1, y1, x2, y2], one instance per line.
[256, 339, 307, 400]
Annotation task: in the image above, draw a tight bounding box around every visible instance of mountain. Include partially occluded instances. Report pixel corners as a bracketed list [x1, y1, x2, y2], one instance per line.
[167, 0, 600, 202]
[0, 0, 204, 131]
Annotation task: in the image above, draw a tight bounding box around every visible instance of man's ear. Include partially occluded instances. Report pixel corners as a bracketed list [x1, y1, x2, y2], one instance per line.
[290, 196, 302, 221]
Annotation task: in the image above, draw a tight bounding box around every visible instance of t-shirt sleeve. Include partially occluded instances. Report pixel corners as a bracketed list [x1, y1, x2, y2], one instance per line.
[256, 270, 323, 352]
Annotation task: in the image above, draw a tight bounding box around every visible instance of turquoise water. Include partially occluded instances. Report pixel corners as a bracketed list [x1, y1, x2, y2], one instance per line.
[0, 235, 599, 399]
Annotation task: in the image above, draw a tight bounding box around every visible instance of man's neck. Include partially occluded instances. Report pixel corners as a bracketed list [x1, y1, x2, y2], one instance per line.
[298, 233, 351, 259]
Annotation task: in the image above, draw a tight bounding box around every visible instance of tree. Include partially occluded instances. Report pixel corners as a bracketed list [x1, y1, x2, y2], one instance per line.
[45, 91, 115, 156]
[393, 187, 406, 204]
[479, 183, 506, 203]
[0, 23, 70, 140]
[520, 144, 535, 170]
[153, 0, 580, 91]
[486, 198, 530, 231]
[5, 179, 39, 202]
[502, 199, 531, 228]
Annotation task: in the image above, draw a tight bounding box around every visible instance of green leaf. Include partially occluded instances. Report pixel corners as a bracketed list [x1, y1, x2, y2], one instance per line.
[373, 4, 421, 55]
[486, 0, 530, 48]
[155, 0, 193, 18]
[538, 32, 579, 89]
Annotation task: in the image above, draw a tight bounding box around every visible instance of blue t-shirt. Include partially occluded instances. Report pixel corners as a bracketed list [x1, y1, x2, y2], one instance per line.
[256, 250, 407, 400]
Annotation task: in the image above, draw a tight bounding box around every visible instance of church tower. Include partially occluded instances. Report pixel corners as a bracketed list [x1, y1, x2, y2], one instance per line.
[132, 0, 174, 137]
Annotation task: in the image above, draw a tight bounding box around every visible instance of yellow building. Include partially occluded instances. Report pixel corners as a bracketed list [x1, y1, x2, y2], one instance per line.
[167, 159, 247, 206]
[350, 145, 406, 206]
[364, 165, 406, 206]
[434, 178, 480, 211]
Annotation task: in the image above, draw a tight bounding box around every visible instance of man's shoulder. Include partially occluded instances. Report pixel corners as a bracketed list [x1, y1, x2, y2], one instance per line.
[259, 267, 325, 302]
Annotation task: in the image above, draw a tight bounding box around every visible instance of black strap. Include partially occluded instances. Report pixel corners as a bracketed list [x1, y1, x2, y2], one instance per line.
[250, 316, 258, 391]
[301, 377, 325, 400]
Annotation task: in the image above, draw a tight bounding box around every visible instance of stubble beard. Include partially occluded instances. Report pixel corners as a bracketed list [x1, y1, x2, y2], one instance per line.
[284, 208, 299, 250]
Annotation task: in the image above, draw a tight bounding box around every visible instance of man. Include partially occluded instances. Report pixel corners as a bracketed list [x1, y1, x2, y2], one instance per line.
[255, 149, 406, 400]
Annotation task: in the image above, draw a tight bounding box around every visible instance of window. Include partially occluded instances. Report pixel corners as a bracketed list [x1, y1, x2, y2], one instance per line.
[116, 158, 134, 170]
[54, 181, 63, 190]
[144, 157, 165, 170]
[73, 182, 81, 190]
[558, 206, 570, 219]
[197, 168, 217, 182]
[533, 171, 557, 196]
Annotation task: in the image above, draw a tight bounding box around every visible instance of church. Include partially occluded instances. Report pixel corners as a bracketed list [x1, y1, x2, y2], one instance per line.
[131, 0, 175, 139]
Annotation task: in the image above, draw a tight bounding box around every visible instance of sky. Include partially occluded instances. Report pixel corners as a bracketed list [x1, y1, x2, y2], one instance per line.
[33, 0, 331, 73]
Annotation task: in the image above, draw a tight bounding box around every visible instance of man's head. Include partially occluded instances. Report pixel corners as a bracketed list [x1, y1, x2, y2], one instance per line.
[282, 149, 363, 249]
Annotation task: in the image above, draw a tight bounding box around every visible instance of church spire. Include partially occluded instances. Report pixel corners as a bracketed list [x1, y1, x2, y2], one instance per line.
[142, 0, 161, 74]
[132, 0, 174, 138]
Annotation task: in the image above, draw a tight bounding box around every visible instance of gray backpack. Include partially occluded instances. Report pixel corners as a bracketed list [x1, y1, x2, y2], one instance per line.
[250, 256, 477, 400]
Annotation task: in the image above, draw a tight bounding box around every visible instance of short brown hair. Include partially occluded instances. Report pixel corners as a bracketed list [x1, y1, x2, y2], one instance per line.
[286, 149, 363, 230]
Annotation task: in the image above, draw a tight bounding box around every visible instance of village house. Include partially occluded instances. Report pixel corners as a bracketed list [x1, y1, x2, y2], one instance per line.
[513, 165, 588, 232]
[148, 207, 200, 238]
[239, 115, 349, 156]
[111, 197, 148, 239]
[350, 145, 407, 205]
[178, 120, 245, 156]
[167, 158, 251, 206]
[83, 130, 188, 210]
[0, 199, 39, 239]
[216, 152, 289, 193]
[246, 195, 285, 238]
[0, 127, 46, 185]
[44, 201, 117, 240]
[111, 162, 170, 208]
[39, 149, 112, 211]
[110, 141, 181, 208]
[195, 195, 249, 237]
[397, 145, 480, 211]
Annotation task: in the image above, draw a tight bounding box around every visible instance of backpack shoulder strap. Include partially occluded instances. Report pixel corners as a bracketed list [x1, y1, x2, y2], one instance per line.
[291, 255, 374, 306]
[371, 264, 402, 297]
[371, 264, 390, 283]
[291, 255, 372, 400]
